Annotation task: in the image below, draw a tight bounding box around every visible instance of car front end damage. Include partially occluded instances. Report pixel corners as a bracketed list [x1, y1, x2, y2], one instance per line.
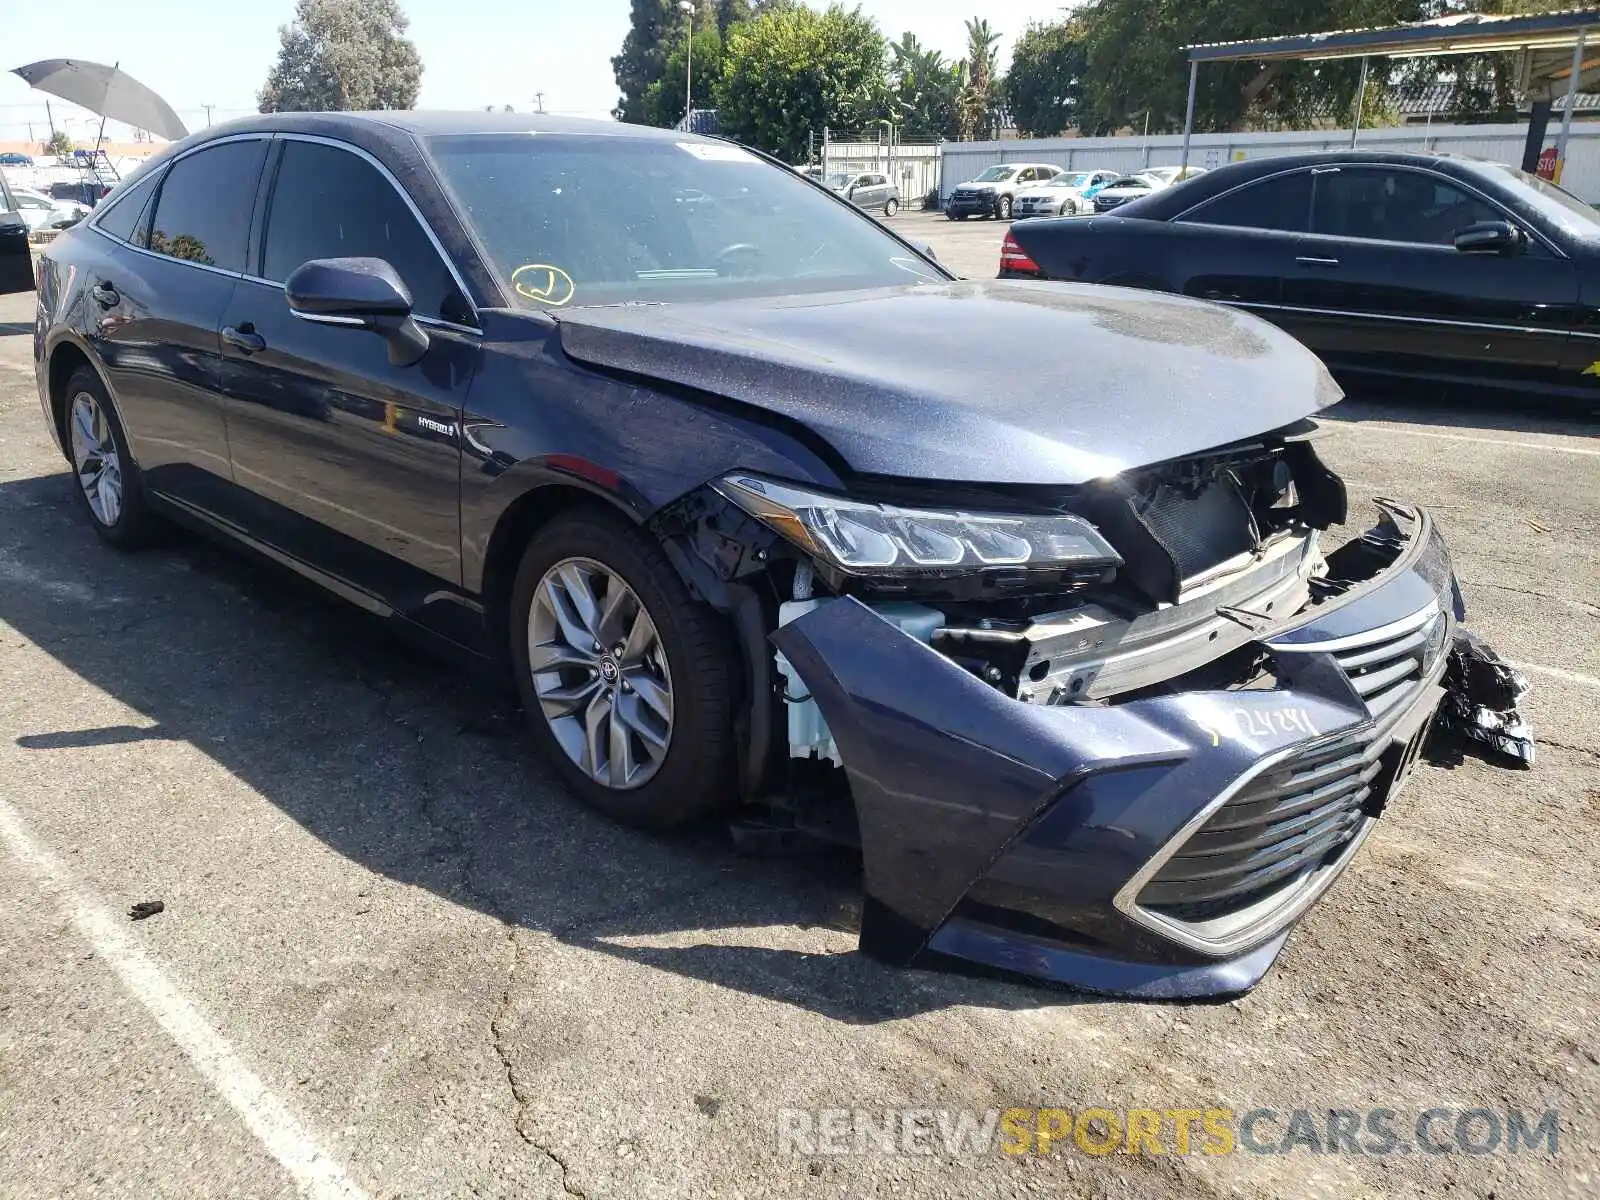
[653, 423, 1472, 999]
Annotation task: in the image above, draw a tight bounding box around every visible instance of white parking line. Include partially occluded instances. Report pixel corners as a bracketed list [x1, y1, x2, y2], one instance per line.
[1327, 424, 1600, 457]
[1516, 661, 1600, 691]
[0, 798, 370, 1200]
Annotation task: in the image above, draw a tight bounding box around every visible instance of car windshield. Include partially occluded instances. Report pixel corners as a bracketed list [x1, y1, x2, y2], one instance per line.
[1049, 173, 1090, 187]
[1479, 161, 1600, 238]
[1110, 176, 1149, 189]
[972, 166, 1015, 182]
[427, 133, 942, 308]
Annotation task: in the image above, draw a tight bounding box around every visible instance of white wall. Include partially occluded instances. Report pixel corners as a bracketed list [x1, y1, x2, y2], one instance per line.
[938, 122, 1600, 203]
[823, 142, 940, 203]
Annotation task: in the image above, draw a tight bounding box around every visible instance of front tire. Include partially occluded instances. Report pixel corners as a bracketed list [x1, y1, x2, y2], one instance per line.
[997, 195, 1013, 220]
[63, 366, 155, 549]
[509, 510, 736, 829]
[1063, 198, 1078, 216]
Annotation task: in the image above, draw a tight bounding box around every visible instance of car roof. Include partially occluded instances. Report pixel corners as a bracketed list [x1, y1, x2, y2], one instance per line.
[201, 110, 671, 140]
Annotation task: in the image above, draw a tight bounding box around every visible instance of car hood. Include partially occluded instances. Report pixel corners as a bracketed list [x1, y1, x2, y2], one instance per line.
[553, 280, 1339, 485]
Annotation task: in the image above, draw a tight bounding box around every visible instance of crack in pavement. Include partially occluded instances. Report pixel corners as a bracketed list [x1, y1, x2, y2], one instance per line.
[1462, 578, 1600, 616]
[364, 681, 588, 1198]
[489, 928, 587, 1199]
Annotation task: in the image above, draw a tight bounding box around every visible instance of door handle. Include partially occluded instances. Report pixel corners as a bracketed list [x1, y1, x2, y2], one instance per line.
[221, 324, 266, 354]
[1295, 256, 1340, 268]
[89, 281, 119, 308]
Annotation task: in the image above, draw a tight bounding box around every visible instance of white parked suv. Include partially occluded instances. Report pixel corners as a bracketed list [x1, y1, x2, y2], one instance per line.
[945, 163, 1061, 221]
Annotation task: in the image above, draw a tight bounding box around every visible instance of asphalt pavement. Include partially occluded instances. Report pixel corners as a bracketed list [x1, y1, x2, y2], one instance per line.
[0, 230, 1596, 1200]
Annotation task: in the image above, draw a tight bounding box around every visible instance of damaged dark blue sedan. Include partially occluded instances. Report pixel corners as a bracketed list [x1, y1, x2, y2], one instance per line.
[20, 113, 1471, 999]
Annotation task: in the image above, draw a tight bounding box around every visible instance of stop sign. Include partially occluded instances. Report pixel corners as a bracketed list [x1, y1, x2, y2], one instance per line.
[1537, 146, 1559, 180]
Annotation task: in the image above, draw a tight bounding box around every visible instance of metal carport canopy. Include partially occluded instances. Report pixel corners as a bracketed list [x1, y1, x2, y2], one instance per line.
[1177, 8, 1600, 177]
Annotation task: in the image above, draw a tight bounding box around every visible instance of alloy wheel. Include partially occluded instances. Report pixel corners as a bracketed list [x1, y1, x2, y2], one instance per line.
[527, 556, 674, 790]
[68, 391, 123, 527]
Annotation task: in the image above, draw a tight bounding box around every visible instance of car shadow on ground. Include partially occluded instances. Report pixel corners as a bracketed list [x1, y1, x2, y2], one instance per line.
[1323, 385, 1598, 436]
[0, 472, 1097, 1024]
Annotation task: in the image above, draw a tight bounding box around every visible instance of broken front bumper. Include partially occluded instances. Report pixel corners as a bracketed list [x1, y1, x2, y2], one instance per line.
[770, 503, 1460, 1000]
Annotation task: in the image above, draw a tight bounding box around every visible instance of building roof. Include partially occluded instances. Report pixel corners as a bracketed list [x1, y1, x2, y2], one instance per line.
[1189, 8, 1600, 63]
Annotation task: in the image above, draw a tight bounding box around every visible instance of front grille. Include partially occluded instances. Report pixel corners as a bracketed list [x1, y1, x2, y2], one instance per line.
[1328, 607, 1445, 719]
[1138, 730, 1384, 921]
[1135, 606, 1446, 931]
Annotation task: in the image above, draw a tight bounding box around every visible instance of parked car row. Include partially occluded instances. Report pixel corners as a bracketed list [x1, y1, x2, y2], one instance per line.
[947, 162, 1208, 220]
[1091, 166, 1208, 213]
[1013, 170, 1121, 218]
[999, 148, 1600, 405]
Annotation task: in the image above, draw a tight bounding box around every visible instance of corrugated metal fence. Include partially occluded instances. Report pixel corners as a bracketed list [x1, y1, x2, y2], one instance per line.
[823, 141, 941, 205]
[938, 122, 1600, 204]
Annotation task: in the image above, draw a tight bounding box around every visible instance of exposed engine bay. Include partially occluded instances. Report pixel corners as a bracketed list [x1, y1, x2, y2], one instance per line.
[649, 418, 1408, 793]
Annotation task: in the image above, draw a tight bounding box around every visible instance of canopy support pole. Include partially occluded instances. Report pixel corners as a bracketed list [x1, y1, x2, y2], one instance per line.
[1555, 29, 1587, 183]
[1350, 57, 1370, 148]
[1179, 60, 1198, 173]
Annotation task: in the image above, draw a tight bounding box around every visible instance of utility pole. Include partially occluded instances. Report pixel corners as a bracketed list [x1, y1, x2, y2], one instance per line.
[679, 0, 696, 125]
[534, 92, 546, 114]
[203, 103, 215, 127]
[45, 100, 56, 138]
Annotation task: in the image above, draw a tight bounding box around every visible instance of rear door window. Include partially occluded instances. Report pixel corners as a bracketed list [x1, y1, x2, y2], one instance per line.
[1181, 171, 1313, 233]
[93, 171, 161, 244]
[146, 139, 267, 271]
[260, 138, 472, 325]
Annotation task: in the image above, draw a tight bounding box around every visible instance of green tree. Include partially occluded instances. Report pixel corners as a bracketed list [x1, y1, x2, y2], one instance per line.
[1006, 20, 1089, 137]
[258, 0, 422, 112]
[45, 130, 74, 156]
[615, 0, 747, 123]
[888, 32, 962, 138]
[956, 16, 1000, 140]
[714, 4, 888, 161]
[640, 23, 726, 127]
[1074, 0, 1423, 135]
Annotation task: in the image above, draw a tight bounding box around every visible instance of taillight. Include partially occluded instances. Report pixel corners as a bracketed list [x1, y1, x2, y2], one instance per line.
[999, 231, 1042, 277]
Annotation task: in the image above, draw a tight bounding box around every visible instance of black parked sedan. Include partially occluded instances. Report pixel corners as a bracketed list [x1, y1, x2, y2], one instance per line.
[13, 113, 1476, 998]
[1000, 150, 1600, 404]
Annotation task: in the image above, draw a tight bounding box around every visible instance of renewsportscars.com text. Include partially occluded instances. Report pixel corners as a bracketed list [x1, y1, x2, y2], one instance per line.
[776, 1106, 1560, 1158]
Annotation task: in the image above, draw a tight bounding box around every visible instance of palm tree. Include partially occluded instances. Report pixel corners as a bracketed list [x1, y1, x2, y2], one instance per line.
[958, 17, 1000, 140]
[891, 32, 961, 138]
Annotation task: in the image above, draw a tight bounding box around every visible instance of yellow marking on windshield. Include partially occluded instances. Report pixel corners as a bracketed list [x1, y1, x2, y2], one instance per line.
[511, 263, 576, 307]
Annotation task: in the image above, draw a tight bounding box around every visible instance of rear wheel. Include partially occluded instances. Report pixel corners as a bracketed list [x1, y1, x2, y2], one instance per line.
[63, 367, 155, 549]
[509, 510, 736, 829]
[883, 197, 898, 217]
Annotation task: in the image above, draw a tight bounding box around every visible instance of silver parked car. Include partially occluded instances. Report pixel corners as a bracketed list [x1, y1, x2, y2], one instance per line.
[824, 171, 901, 217]
[1012, 169, 1122, 219]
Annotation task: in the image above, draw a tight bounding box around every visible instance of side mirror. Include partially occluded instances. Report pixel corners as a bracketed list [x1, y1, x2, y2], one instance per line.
[284, 256, 430, 367]
[1453, 220, 1525, 255]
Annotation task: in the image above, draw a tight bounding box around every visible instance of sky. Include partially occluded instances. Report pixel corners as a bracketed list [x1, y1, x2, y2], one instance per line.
[1, 0, 1075, 143]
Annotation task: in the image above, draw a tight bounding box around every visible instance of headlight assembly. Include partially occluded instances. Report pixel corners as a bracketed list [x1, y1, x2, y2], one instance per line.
[714, 474, 1122, 581]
